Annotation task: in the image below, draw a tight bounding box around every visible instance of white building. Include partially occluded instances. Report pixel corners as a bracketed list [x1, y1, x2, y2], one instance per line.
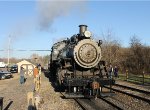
[17, 60, 36, 75]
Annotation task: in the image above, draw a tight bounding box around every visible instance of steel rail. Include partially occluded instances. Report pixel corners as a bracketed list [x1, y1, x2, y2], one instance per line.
[99, 97, 123, 110]
[60, 92, 88, 110]
[114, 83, 150, 94]
[104, 86, 150, 104]
[61, 92, 123, 110]
[74, 99, 88, 110]
[75, 98, 106, 110]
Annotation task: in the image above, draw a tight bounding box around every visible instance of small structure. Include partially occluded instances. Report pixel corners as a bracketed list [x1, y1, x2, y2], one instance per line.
[17, 60, 36, 75]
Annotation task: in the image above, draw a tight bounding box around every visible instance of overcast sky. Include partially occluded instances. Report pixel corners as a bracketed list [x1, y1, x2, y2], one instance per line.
[0, 0, 150, 58]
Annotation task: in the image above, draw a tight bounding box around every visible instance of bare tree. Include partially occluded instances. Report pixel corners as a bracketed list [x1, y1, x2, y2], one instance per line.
[122, 35, 150, 74]
[100, 29, 121, 65]
[30, 53, 49, 67]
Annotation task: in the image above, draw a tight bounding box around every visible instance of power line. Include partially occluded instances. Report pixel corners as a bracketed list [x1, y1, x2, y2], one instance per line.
[0, 49, 51, 51]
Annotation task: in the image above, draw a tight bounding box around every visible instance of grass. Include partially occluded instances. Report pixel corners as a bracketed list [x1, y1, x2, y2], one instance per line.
[117, 73, 150, 85]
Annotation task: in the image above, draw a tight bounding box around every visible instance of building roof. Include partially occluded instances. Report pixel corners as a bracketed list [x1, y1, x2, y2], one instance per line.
[17, 60, 36, 66]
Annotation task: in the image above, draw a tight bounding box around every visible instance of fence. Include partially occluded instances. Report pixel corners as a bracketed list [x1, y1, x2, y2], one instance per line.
[118, 70, 150, 85]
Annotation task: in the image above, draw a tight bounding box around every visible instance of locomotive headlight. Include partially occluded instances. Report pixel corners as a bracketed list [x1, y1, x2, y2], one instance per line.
[84, 31, 92, 38]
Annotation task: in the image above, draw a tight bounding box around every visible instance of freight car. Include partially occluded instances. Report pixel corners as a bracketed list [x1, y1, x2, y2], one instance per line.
[49, 25, 115, 98]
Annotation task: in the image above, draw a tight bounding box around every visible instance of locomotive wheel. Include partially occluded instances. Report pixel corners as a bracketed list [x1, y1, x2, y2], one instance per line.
[55, 68, 66, 92]
[56, 68, 62, 85]
[56, 68, 65, 85]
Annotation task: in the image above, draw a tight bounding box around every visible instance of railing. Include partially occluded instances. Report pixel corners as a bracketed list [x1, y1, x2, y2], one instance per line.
[117, 70, 150, 85]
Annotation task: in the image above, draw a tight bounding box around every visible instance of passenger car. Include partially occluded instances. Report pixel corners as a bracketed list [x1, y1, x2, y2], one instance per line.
[10, 65, 18, 73]
[0, 71, 13, 80]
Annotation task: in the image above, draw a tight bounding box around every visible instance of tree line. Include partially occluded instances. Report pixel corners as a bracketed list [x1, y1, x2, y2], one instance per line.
[101, 34, 150, 75]
[0, 54, 50, 68]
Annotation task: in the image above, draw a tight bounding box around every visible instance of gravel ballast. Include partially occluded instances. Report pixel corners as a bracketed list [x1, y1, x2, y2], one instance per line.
[0, 73, 80, 110]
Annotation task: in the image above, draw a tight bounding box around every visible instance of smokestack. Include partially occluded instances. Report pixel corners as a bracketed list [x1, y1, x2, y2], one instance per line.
[79, 25, 87, 36]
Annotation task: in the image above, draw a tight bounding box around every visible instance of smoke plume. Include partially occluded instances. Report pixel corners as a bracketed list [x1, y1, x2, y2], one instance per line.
[36, 0, 86, 31]
[2, 0, 87, 58]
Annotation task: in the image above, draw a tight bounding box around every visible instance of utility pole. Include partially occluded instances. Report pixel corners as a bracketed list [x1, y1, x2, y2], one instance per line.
[35, 57, 37, 65]
[7, 35, 11, 65]
[108, 30, 112, 63]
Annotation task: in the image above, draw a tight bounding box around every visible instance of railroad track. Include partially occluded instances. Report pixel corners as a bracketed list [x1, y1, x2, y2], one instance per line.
[104, 85, 150, 104]
[74, 99, 87, 110]
[61, 92, 123, 110]
[74, 98, 103, 110]
[60, 92, 98, 110]
[98, 97, 123, 110]
[114, 83, 150, 94]
[75, 98, 124, 110]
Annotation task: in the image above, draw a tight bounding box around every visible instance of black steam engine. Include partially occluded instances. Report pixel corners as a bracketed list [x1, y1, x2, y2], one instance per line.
[49, 25, 115, 98]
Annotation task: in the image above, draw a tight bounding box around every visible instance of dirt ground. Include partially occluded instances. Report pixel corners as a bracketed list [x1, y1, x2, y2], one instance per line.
[0, 72, 80, 110]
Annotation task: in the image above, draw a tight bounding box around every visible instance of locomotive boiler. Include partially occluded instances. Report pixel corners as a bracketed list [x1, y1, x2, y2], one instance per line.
[49, 25, 115, 98]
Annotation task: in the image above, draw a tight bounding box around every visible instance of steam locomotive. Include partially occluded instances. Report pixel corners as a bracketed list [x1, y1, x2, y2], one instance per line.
[49, 25, 115, 98]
